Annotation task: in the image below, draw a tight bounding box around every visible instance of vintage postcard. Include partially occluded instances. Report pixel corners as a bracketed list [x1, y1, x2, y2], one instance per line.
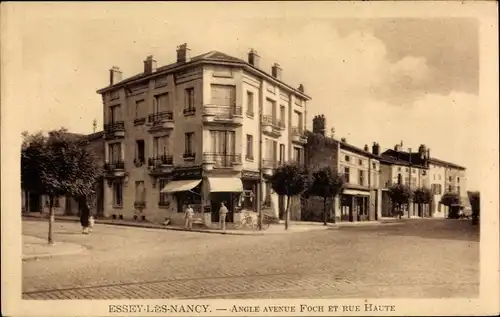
[1, 1, 498, 316]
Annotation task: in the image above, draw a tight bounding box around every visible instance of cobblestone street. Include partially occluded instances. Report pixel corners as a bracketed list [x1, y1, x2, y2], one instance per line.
[22, 219, 479, 299]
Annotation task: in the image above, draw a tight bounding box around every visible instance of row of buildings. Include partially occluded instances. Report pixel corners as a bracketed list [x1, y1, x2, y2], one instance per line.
[22, 44, 468, 225]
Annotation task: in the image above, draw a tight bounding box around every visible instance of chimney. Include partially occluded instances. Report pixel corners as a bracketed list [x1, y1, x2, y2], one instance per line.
[109, 66, 122, 85]
[364, 144, 369, 152]
[341, 138, 347, 143]
[176, 43, 191, 63]
[298, 84, 305, 93]
[144, 55, 157, 74]
[372, 142, 380, 155]
[248, 49, 260, 68]
[271, 63, 282, 80]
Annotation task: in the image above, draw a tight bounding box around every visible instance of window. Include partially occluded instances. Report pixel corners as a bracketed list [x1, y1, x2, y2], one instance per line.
[54, 197, 60, 208]
[280, 105, 286, 126]
[272, 141, 278, 164]
[344, 167, 350, 183]
[359, 170, 364, 186]
[448, 185, 452, 192]
[184, 88, 195, 113]
[372, 162, 376, 169]
[153, 135, 168, 157]
[135, 181, 145, 202]
[293, 147, 302, 164]
[108, 142, 122, 163]
[457, 177, 460, 183]
[109, 105, 120, 123]
[438, 203, 442, 212]
[433, 174, 436, 180]
[449, 176, 452, 181]
[405, 168, 409, 172]
[211, 85, 236, 107]
[358, 159, 362, 165]
[159, 179, 168, 206]
[412, 169, 416, 174]
[210, 131, 236, 155]
[135, 140, 145, 163]
[398, 167, 401, 171]
[185, 132, 194, 155]
[135, 100, 145, 118]
[154, 93, 169, 113]
[457, 186, 461, 193]
[405, 177, 410, 185]
[294, 110, 303, 132]
[422, 170, 427, 176]
[345, 155, 350, 162]
[411, 178, 417, 188]
[397, 174, 402, 185]
[112, 182, 123, 207]
[438, 175, 442, 180]
[279, 144, 285, 164]
[246, 91, 254, 116]
[246, 135, 253, 160]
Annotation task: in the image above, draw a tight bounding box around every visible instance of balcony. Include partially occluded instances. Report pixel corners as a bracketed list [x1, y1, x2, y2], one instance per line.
[261, 115, 281, 138]
[148, 155, 174, 176]
[183, 152, 196, 160]
[147, 111, 174, 132]
[203, 105, 243, 126]
[104, 121, 125, 139]
[202, 152, 242, 171]
[262, 159, 277, 176]
[291, 127, 307, 144]
[183, 107, 196, 116]
[104, 160, 126, 177]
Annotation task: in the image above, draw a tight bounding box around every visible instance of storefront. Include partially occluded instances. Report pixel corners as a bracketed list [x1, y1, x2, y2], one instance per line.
[340, 189, 371, 222]
[206, 177, 243, 223]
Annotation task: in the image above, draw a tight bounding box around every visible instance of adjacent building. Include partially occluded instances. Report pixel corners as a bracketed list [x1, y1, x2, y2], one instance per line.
[96, 44, 310, 226]
[22, 131, 105, 217]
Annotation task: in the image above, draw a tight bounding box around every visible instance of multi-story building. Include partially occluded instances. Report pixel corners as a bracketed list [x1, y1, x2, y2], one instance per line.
[304, 117, 382, 222]
[379, 141, 467, 218]
[379, 142, 430, 217]
[96, 44, 310, 226]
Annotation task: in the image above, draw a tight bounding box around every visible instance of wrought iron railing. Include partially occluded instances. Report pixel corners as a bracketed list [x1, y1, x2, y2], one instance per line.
[203, 152, 242, 167]
[148, 155, 173, 167]
[104, 121, 125, 133]
[104, 160, 125, 171]
[148, 111, 173, 123]
[183, 108, 196, 116]
[183, 152, 196, 159]
[262, 159, 277, 169]
[291, 127, 304, 136]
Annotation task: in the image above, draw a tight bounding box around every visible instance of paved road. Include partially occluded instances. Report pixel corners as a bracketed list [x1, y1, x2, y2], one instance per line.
[22, 219, 479, 299]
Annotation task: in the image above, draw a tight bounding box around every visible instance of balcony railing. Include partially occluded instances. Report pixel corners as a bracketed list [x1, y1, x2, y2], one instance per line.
[291, 127, 304, 136]
[183, 108, 196, 116]
[148, 155, 173, 167]
[262, 115, 274, 126]
[148, 111, 173, 123]
[203, 152, 242, 168]
[183, 152, 196, 159]
[277, 120, 286, 129]
[104, 121, 125, 133]
[104, 160, 125, 172]
[203, 105, 242, 119]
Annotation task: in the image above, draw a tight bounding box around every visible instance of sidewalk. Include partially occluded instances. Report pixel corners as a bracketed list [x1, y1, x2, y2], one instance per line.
[23, 235, 86, 261]
[22, 213, 403, 236]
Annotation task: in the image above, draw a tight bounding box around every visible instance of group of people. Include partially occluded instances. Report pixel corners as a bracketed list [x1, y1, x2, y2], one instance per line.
[184, 202, 229, 231]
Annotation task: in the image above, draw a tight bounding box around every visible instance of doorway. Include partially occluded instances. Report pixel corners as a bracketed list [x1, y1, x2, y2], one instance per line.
[210, 192, 234, 222]
[28, 193, 40, 212]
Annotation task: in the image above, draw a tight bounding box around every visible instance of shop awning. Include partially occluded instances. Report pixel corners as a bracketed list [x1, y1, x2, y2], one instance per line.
[160, 179, 202, 193]
[208, 177, 243, 193]
[343, 189, 371, 196]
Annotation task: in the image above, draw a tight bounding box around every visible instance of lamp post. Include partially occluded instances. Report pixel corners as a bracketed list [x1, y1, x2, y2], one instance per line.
[408, 147, 412, 218]
[257, 82, 264, 230]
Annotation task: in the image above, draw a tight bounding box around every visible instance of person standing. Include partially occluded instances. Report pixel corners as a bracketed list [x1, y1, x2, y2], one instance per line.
[79, 197, 90, 234]
[219, 201, 229, 230]
[184, 204, 194, 230]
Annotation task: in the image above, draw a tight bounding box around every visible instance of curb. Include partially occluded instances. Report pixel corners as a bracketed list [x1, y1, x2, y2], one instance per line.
[23, 216, 320, 236]
[22, 245, 86, 262]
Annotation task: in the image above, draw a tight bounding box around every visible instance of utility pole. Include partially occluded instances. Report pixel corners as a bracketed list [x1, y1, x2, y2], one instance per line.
[408, 147, 412, 218]
[257, 82, 264, 230]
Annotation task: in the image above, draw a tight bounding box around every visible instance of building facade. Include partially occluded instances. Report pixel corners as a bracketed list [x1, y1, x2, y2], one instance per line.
[304, 126, 382, 222]
[96, 45, 310, 226]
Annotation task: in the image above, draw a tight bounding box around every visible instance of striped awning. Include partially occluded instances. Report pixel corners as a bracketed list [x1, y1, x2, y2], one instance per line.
[208, 177, 243, 193]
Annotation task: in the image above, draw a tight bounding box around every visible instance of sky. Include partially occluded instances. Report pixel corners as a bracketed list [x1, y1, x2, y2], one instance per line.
[3, 2, 496, 191]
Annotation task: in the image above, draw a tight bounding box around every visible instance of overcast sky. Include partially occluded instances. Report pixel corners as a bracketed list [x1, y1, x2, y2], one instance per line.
[4, 2, 495, 191]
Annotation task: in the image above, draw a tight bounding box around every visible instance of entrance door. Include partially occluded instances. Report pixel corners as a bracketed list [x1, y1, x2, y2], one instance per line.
[29, 193, 40, 212]
[210, 192, 234, 222]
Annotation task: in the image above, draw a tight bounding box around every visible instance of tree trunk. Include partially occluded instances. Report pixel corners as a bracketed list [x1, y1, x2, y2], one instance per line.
[48, 195, 55, 245]
[332, 196, 336, 224]
[398, 203, 402, 219]
[285, 196, 290, 230]
[407, 202, 411, 219]
[323, 197, 328, 225]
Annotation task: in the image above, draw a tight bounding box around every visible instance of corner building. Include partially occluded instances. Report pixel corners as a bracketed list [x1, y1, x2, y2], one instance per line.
[96, 44, 311, 226]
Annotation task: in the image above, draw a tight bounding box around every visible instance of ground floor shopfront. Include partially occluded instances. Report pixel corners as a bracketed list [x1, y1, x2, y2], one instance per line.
[102, 167, 286, 227]
[381, 190, 433, 218]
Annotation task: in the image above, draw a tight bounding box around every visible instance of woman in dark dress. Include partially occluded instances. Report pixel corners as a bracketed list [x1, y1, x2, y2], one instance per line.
[79, 196, 90, 234]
